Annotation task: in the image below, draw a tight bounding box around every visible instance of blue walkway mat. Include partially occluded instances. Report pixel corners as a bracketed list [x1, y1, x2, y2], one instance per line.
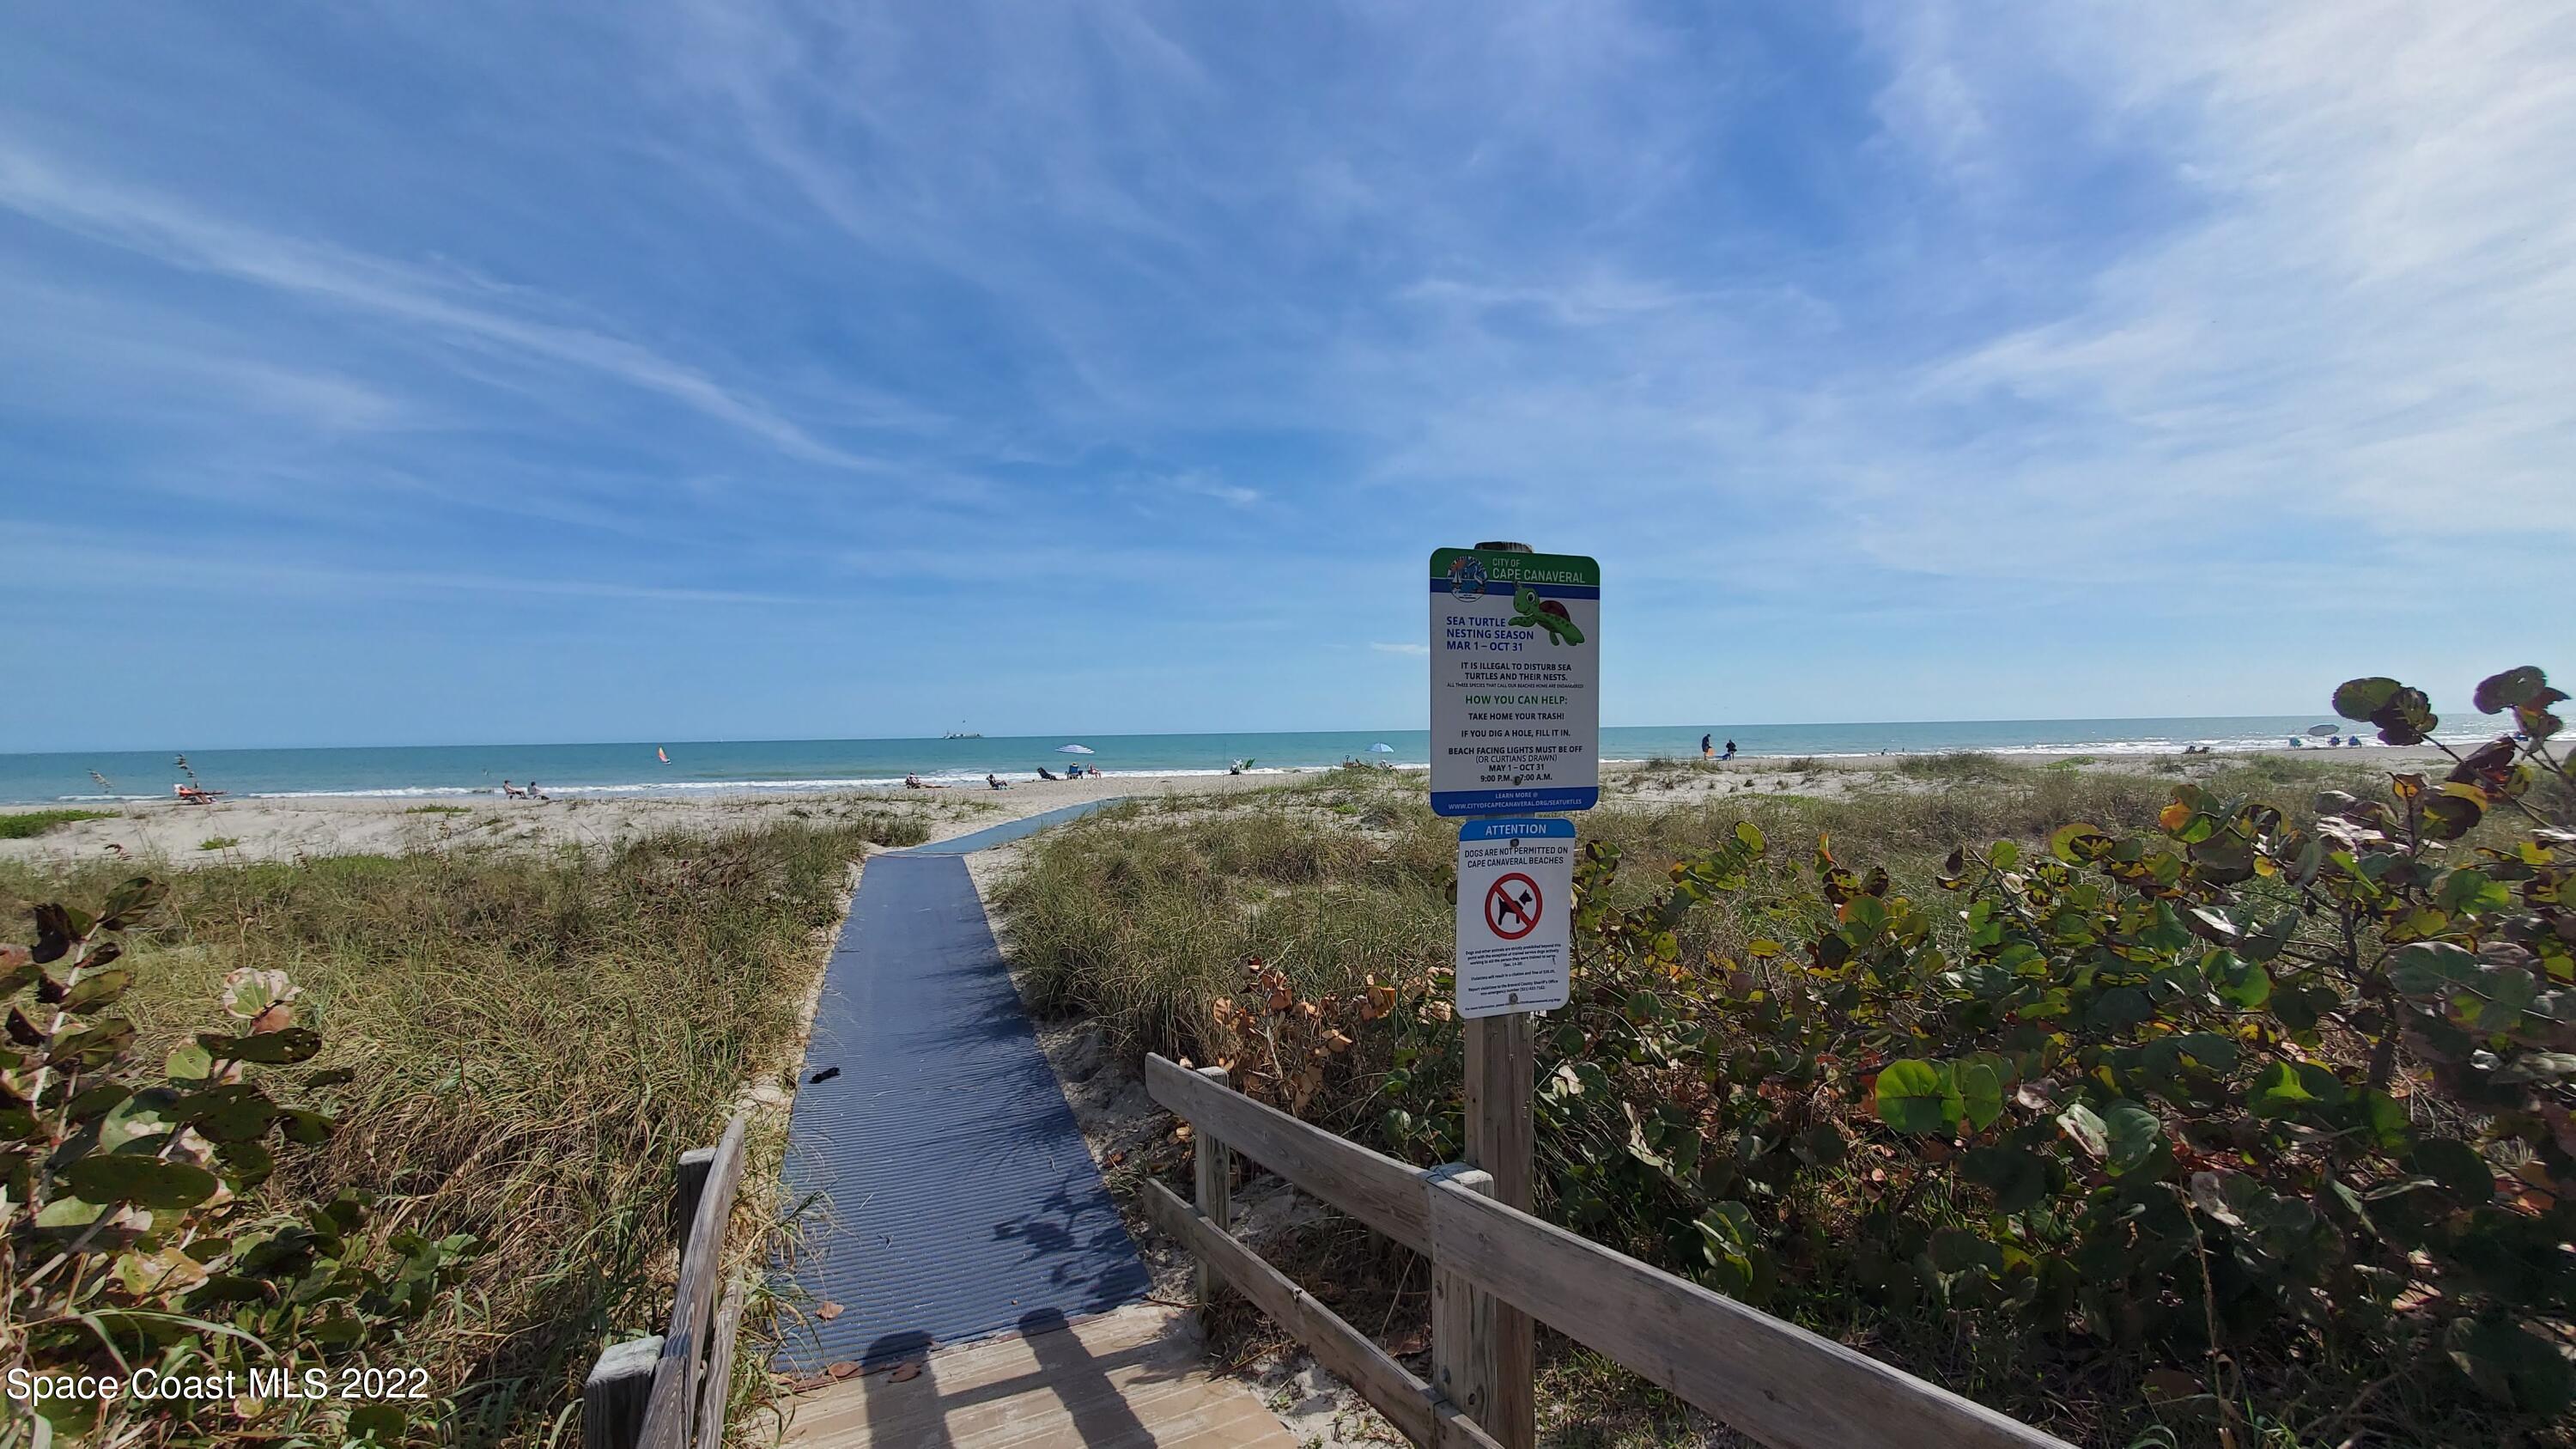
[900, 796, 1127, 855]
[774, 847, 1149, 1373]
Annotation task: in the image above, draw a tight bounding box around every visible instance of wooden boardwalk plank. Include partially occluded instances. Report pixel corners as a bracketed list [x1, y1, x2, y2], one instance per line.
[783, 1305, 1296, 1449]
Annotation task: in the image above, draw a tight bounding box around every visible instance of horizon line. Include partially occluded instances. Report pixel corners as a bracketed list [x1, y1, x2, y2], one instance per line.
[1, 709, 2360, 757]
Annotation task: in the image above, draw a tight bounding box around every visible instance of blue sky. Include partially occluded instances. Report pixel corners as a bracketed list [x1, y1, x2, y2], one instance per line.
[3, 3, 2569, 751]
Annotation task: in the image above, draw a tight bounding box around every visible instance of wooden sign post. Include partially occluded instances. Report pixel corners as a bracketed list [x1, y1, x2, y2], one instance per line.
[1428, 538, 1601, 1449]
[1466, 1012, 1536, 1448]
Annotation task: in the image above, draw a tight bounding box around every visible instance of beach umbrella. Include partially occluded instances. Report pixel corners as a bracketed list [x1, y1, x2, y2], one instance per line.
[1369, 742, 1394, 754]
[1055, 744, 1096, 755]
[2305, 724, 2341, 737]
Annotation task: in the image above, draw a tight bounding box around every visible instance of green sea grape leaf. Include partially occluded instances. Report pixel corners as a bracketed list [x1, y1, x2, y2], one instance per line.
[60, 968, 133, 1013]
[173, 1083, 283, 1142]
[2411, 1139, 2494, 1204]
[2100, 1100, 2163, 1175]
[2335, 678, 2404, 721]
[2391, 941, 2478, 996]
[2171, 1032, 2239, 1073]
[2471, 966, 2537, 1030]
[2240, 910, 2301, 964]
[1955, 1060, 2004, 1132]
[2473, 667, 2548, 715]
[1963, 1144, 2050, 1213]
[2446, 1316, 2575, 1413]
[2049, 824, 2113, 864]
[2087, 987, 2153, 1031]
[61, 1154, 220, 1209]
[2421, 795, 2482, 841]
[2212, 955, 2272, 1009]
[2251, 1062, 2316, 1118]
[198, 1026, 322, 1065]
[1874, 1060, 1952, 1135]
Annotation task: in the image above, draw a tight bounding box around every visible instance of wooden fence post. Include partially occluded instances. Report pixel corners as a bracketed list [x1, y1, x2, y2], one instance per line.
[674, 1146, 715, 1278]
[1464, 1016, 1537, 1449]
[1427, 1163, 1498, 1434]
[1193, 1065, 1235, 1305]
[583, 1335, 663, 1449]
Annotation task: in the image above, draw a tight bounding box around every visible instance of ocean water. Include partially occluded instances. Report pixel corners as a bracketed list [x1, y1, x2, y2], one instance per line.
[0, 717, 2469, 805]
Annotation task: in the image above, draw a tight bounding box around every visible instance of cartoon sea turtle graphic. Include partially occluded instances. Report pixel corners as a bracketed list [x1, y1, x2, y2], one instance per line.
[1507, 585, 1584, 645]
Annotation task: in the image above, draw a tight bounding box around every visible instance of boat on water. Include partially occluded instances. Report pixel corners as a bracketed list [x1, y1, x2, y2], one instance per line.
[941, 730, 982, 740]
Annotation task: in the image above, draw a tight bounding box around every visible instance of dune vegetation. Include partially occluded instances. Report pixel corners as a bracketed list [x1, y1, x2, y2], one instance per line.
[1, 811, 925, 1448]
[996, 672, 2575, 1447]
[0, 808, 116, 840]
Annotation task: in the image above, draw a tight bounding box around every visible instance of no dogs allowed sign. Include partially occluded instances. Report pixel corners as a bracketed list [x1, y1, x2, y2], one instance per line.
[1453, 819, 1574, 1019]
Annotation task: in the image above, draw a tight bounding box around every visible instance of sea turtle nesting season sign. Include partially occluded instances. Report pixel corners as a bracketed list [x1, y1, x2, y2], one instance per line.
[1454, 818, 1576, 1018]
[1427, 547, 1601, 817]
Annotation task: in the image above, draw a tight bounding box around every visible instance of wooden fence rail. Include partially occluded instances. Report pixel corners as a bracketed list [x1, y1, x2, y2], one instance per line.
[583, 1115, 752, 1449]
[1144, 1054, 2072, 1449]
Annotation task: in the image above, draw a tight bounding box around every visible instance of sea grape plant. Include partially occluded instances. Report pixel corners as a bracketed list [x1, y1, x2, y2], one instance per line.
[2, 880, 473, 1446]
[1534, 667, 2573, 1427]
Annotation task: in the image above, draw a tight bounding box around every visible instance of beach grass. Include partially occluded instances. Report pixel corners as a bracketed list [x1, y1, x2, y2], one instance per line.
[0, 809, 927, 1449]
[197, 835, 241, 850]
[998, 753, 2391, 1066]
[403, 803, 474, 815]
[0, 807, 114, 839]
[991, 752, 2444, 1440]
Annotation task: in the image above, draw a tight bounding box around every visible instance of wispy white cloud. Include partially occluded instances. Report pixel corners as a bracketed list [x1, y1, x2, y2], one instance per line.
[1370, 642, 1430, 657]
[0, 527, 810, 606]
[1156, 470, 1260, 508]
[0, 146, 872, 468]
[1865, 2, 2576, 539]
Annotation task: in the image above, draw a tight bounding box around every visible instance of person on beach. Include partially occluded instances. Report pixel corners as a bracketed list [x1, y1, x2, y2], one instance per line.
[1701, 733, 1712, 759]
[501, 780, 522, 799]
[1037, 765, 1061, 781]
[527, 781, 546, 801]
[985, 773, 1010, 790]
[904, 773, 941, 789]
[1722, 740, 1737, 759]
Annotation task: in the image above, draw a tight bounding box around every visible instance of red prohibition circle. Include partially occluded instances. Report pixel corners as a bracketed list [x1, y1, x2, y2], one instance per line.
[1484, 873, 1542, 940]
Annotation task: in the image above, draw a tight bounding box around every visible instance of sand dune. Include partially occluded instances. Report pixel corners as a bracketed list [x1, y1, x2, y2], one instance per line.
[0, 747, 2445, 868]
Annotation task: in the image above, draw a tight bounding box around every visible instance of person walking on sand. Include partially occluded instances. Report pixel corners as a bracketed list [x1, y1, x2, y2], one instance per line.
[1701, 733, 1712, 759]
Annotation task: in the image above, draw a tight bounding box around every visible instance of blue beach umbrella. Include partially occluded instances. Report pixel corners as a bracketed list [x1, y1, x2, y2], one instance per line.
[1368, 742, 1394, 755]
[1055, 744, 1096, 755]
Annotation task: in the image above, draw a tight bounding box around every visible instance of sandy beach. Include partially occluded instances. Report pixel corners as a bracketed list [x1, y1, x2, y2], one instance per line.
[0, 745, 2454, 869]
[0, 768, 1295, 867]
